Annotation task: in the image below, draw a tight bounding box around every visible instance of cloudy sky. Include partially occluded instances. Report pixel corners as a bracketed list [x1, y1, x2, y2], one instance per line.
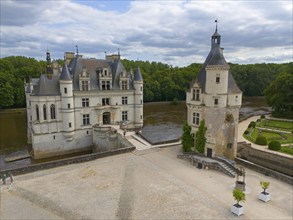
[1, 0, 292, 67]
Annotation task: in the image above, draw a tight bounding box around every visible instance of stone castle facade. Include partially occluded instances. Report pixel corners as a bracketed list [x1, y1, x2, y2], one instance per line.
[186, 27, 242, 160]
[25, 51, 143, 159]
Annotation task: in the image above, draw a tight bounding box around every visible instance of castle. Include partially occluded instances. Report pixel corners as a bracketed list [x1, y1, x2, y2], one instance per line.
[186, 25, 242, 160]
[25, 51, 143, 159]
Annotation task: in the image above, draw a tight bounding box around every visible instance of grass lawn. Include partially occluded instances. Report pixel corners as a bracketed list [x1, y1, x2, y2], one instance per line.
[279, 145, 293, 155]
[259, 119, 293, 131]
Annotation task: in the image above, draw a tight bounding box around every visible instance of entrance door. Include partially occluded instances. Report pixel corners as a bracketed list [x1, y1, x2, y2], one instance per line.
[103, 112, 110, 125]
[207, 148, 212, 158]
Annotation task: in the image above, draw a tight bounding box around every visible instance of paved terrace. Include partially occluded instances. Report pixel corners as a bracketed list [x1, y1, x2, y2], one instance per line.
[1, 145, 292, 219]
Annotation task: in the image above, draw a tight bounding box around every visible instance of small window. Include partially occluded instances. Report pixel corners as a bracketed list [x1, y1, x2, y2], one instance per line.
[192, 89, 196, 100]
[43, 104, 47, 120]
[193, 112, 200, 125]
[87, 130, 89, 135]
[140, 115, 142, 119]
[64, 87, 67, 94]
[214, 99, 218, 105]
[216, 74, 220, 83]
[82, 98, 89, 107]
[140, 86, 142, 91]
[81, 81, 89, 91]
[122, 97, 128, 105]
[140, 99, 142, 104]
[50, 104, 56, 119]
[227, 143, 233, 149]
[53, 135, 55, 140]
[83, 114, 90, 125]
[68, 103, 70, 109]
[122, 111, 128, 121]
[102, 98, 110, 106]
[36, 105, 39, 121]
[69, 122, 72, 128]
[121, 80, 128, 90]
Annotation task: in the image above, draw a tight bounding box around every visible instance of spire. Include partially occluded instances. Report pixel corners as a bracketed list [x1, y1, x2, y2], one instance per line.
[76, 45, 79, 57]
[134, 66, 143, 81]
[46, 48, 52, 75]
[211, 19, 221, 47]
[60, 63, 71, 81]
[118, 48, 120, 60]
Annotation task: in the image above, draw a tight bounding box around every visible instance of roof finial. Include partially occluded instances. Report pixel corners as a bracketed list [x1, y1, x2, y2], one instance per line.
[215, 19, 218, 31]
[104, 51, 107, 59]
[118, 48, 120, 59]
[76, 45, 79, 56]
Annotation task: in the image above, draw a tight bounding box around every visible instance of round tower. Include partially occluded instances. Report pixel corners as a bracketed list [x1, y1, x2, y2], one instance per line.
[133, 66, 143, 128]
[60, 63, 75, 141]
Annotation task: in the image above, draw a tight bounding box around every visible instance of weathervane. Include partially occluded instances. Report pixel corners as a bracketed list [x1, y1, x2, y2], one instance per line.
[215, 19, 218, 31]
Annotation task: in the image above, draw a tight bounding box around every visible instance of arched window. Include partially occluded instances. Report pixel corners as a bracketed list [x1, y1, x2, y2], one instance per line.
[50, 104, 56, 119]
[36, 105, 39, 121]
[43, 104, 47, 120]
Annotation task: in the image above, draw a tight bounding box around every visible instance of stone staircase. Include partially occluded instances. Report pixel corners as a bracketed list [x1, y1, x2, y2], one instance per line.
[177, 153, 238, 178]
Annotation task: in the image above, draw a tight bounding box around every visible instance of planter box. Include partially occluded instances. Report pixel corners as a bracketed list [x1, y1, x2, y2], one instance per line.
[231, 204, 244, 216]
[258, 192, 271, 202]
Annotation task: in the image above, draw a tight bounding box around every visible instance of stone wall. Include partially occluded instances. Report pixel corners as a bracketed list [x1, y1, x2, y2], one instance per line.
[235, 157, 293, 185]
[0, 146, 135, 176]
[237, 142, 293, 176]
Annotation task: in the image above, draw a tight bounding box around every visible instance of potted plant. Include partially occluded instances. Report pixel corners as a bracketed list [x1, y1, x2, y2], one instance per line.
[258, 181, 271, 202]
[231, 188, 246, 216]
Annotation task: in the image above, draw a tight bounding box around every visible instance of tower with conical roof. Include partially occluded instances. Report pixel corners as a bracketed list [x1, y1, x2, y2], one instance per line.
[186, 23, 242, 160]
[60, 62, 75, 141]
[133, 66, 143, 127]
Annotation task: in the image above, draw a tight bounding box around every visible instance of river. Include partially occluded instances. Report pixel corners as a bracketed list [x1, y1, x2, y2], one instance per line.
[0, 96, 270, 169]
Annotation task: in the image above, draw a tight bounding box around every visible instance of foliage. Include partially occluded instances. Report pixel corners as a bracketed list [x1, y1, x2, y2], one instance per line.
[248, 121, 256, 128]
[171, 97, 181, 105]
[260, 181, 270, 194]
[233, 188, 246, 205]
[0, 54, 292, 109]
[195, 120, 206, 153]
[260, 115, 266, 119]
[268, 141, 281, 151]
[279, 146, 293, 155]
[244, 130, 249, 135]
[264, 72, 293, 119]
[255, 136, 267, 145]
[181, 122, 193, 152]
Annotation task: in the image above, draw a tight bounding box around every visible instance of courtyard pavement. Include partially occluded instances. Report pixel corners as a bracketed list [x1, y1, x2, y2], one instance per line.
[1, 144, 292, 219]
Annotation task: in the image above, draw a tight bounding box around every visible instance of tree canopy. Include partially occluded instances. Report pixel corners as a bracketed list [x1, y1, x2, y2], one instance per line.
[264, 72, 293, 119]
[0, 55, 291, 109]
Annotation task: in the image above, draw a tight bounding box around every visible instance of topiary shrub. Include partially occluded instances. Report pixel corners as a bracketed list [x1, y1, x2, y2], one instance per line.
[268, 141, 281, 151]
[257, 119, 261, 122]
[248, 121, 256, 128]
[255, 136, 267, 145]
[260, 115, 266, 119]
[244, 130, 249, 135]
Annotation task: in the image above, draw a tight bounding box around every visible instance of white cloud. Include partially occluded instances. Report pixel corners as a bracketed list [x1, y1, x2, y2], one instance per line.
[0, 0, 292, 66]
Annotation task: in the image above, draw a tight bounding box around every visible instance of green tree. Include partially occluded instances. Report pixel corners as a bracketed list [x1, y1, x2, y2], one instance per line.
[260, 181, 270, 194]
[233, 188, 246, 206]
[195, 120, 206, 154]
[264, 72, 293, 119]
[181, 122, 193, 152]
[0, 72, 15, 107]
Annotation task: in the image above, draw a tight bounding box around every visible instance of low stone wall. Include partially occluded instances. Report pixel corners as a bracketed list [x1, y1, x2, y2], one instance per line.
[235, 157, 293, 185]
[237, 142, 293, 176]
[0, 146, 135, 177]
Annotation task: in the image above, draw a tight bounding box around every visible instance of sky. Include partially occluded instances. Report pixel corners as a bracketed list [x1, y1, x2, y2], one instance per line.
[0, 0, 292, 67]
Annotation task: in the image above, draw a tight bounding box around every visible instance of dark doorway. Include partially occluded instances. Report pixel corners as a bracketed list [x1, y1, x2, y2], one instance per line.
[207, 148, 212, 158]
[103, 112, 110, 125]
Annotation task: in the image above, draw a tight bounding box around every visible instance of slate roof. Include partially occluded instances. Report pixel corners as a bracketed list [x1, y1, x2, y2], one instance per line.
[33, 74, 60, 96]
[134, 66, 143, 81]
[60, 63, 71, 80]
[194, 29, 241, 94]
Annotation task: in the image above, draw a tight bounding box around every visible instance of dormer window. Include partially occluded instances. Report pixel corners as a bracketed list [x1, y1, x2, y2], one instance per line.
[192, 89, 200, 101]
[121, 80, 128, 90]
[81, 81, 89, 91]
[104, 69, 107, 76]
[102, 81, 111, 90]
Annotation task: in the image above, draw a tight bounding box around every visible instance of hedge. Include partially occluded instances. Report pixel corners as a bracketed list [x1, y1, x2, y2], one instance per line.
[255, 136, 267, 145]
[268, 141, 281, 151]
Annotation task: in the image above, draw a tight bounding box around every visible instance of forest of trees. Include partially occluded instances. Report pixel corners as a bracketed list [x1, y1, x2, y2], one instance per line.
[0, 56, 292, 117]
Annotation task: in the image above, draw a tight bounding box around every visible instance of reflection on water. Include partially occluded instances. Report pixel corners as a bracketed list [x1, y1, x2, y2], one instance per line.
[0, 97, 270, 169]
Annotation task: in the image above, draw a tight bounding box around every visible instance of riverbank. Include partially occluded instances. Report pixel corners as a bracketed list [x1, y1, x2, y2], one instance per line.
[1, 145, 292, 219]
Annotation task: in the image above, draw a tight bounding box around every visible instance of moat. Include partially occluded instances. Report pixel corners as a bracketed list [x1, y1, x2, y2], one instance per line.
[0, 96, 270, 169]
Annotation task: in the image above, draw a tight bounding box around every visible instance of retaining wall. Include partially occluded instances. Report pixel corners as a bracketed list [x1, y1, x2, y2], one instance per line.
[0, 146, 135, 176]
[237, 142, 293, 176]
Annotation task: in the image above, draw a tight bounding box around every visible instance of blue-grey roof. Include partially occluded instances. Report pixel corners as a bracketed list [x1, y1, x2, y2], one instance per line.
[194, 29, 241, 94]
[60, 63, 71, 80]
[69, 56, 135, 91]
[33, 74, 60, 96]
[134, 66, 143, 81]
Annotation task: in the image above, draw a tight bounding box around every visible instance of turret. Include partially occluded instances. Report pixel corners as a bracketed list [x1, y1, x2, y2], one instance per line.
[60, 63, 75, 140]
[133, 66, 143, 127]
